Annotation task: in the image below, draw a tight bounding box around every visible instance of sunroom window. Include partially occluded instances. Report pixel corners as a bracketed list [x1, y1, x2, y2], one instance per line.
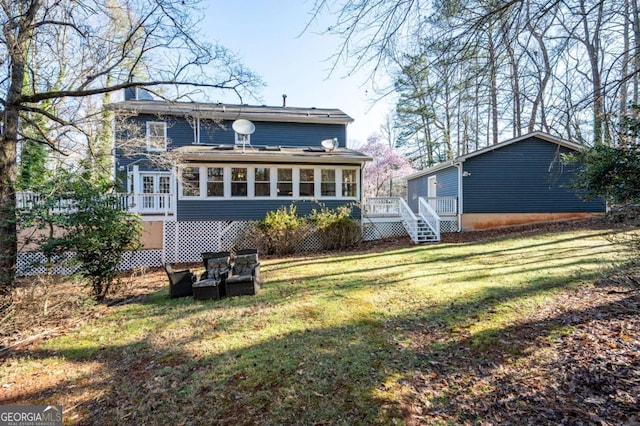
[277, 168, 293, 197]
[231, 168, 248, 196]
[321, 169, 336, 196]
[181, 167, 200, 197]
[342, 169, 357, 197]
[299, 168, 315, 197]
[255, 167, 271, 197]
[207, 167, 224, 197]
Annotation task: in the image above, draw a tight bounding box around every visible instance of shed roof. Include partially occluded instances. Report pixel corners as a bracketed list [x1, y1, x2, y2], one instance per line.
[406, 131, 584, 180]
[106, 100, 354, 125]
[172, 144, 372, 165]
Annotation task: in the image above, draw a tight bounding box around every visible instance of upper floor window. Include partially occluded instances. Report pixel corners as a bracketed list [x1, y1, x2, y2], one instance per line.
[146, 121, 167, 151]
[235, 132, 250, 145]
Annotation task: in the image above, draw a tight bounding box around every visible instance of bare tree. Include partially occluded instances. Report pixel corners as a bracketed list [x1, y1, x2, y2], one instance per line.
[0, 0, 261, 291]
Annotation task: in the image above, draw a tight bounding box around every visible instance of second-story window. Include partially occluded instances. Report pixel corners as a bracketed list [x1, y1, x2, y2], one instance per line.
[235, 132, 250, 145]
[146, 121, 167, 151]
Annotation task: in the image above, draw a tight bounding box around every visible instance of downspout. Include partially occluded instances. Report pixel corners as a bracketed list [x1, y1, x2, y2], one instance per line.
[359, 164, 365, 234]
[455, 161, 463, 232]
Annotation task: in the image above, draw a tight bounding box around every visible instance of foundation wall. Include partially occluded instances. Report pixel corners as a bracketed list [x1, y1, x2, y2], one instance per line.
[461, 212, 603, 231]
[18, 221, 164, 252]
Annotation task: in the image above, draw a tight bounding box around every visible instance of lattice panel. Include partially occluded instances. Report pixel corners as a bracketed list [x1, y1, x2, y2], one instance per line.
[16, 252, 73, 276]
[440, 218, 459, 233]
[119, 250, 164, 270]
[164, 220, 329, 263]
[362, 221, 408, 241]
[17, 249, 163, 277]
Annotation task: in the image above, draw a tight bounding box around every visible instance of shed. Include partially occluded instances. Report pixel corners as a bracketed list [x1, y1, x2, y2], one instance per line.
[406, 132, 606, 230]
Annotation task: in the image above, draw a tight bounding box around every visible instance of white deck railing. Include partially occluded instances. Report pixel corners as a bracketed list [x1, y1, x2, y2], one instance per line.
[363, 197, 401, 217]
[427, 196, 457, 215]
[397, 198, 419, 241]
[419, 197, 441, 241]
[16, 192, 174, 216]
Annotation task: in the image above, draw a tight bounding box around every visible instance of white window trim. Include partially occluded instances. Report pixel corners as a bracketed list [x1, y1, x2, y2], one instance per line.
[146, 121, 167, 152]
[177, 163, 360, 201]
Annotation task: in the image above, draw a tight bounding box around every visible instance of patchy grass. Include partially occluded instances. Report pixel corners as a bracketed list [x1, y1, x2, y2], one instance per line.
[1, 226, 637, 425]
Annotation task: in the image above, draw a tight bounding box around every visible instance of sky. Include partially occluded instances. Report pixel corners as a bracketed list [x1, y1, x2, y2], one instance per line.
[201, 1, 395, 148]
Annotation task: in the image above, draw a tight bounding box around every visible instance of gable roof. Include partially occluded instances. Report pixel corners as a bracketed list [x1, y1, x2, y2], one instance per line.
[406, 131, 584, 180]
[106, 100, 354, 125]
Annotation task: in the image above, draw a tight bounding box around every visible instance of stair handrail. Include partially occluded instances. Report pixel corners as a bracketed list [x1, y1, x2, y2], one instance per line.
[418, 197, 441, 242]
[397, 198, 419, 242]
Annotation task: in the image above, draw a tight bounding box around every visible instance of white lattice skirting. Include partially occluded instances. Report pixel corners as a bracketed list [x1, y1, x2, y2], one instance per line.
[16, 217, 459, 276]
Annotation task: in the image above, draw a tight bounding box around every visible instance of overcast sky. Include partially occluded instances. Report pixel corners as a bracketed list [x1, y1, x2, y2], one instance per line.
[201, 1, 395, 148]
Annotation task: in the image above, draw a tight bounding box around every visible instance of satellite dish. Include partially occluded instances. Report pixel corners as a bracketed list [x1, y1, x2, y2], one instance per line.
[232, 119, 256, 136]
[321, 137, 338, 152]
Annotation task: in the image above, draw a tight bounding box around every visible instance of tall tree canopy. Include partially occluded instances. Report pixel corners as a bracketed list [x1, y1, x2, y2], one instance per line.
[0, 0, 260, 290]
[311, 0, 640, 166]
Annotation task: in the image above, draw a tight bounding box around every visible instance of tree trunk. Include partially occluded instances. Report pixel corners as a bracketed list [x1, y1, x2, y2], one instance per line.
[0, 60, 24, 291]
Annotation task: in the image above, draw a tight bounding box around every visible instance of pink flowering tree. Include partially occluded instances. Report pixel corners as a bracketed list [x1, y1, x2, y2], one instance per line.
[358, 133, 414, 197]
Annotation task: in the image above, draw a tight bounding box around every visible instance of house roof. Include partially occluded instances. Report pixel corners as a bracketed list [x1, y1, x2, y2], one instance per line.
[406, 131, 584, 180]
[172, 144, 372, 165]
[106, 100, 354, 125]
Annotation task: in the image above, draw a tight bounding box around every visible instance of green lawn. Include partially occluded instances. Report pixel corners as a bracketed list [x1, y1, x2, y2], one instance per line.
[1, 227, 628, 425]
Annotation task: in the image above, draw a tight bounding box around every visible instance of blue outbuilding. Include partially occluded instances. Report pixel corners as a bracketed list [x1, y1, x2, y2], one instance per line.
[406, 132, 606, 231]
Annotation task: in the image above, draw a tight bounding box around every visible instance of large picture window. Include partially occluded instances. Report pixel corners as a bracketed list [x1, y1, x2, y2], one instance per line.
[231, 168, 248, 196]
[255, 167, 271, 197]
[146, 122, 167, 151]
[207, 167, 224, 197]
[181, 167, 200, 197]
[299, 169, 315, 197]
[277, 168, 292, 197]
[342, 169, 357, 197]
[321, 169, 336, 196]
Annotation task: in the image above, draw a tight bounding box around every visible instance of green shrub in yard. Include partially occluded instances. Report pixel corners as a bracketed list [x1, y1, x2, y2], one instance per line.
[243, 205, 307, 255]
[310, 204, 362, 250]
[40, 173, 142, 301]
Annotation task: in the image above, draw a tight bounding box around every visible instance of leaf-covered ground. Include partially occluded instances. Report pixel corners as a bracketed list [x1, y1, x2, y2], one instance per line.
[1, 218, 638, 425]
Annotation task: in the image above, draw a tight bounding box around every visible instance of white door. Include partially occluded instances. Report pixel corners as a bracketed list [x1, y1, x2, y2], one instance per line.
[427, 175, 437, 210]
[140, 173, 171, 211]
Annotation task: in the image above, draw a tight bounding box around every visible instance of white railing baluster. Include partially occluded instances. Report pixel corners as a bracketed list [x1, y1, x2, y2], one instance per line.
[419, 198, 441, 241]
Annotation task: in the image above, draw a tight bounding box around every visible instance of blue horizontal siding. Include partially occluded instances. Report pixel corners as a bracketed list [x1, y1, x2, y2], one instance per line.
[407, 166, 458, 212]
[177, 199, 361, 221]
[463, 137, 605, 213]
[117, 114, 347, 149]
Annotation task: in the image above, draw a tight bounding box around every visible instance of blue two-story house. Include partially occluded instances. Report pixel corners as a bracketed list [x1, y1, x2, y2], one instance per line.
[108, 88, 371, 263]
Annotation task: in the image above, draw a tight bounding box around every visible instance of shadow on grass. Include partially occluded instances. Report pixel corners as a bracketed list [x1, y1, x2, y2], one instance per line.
[2, 229, 634, 424]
